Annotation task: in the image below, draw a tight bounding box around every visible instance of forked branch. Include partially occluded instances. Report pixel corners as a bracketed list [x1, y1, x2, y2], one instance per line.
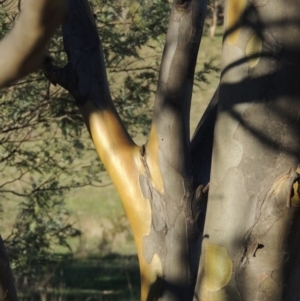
[45, 1, 211, 300]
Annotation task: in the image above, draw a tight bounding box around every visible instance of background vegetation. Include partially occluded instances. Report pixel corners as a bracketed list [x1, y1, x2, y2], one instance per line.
[0, 0, 222, 299]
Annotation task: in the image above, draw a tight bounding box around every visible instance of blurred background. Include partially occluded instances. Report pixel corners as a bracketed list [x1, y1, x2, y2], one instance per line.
[0, 0, 223, 300]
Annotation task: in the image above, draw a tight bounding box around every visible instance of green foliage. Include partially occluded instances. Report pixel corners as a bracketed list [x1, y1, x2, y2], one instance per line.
[5, 187, 80, 278]
[194, 57, 221, 86]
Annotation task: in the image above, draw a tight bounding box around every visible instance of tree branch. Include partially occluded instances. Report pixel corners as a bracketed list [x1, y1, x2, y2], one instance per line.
[44, 0, 136, 162]
[44, 2, 144, 244]
[0, 0, 67, 88]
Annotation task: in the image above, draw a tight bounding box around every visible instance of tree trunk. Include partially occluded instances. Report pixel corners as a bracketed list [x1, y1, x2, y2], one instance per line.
[194, 0, 300, 300]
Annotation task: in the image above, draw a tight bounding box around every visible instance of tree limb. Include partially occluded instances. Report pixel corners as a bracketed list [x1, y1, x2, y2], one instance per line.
[0, 0, 67, 88]
[44, 0, 136, 163]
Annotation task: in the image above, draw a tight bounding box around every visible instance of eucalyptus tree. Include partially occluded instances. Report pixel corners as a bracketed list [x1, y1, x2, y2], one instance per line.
[45, 0, 300, 300]
[45, 0, 208, 300]
[2, 0, 300, 300]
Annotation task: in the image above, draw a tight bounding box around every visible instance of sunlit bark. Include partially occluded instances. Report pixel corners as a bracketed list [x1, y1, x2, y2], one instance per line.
[0, 0, 67, 88]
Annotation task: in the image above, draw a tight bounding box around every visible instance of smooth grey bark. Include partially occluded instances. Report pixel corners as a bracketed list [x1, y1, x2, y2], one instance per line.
[195, 0, 300, 300]
[142, 0, 207, 299]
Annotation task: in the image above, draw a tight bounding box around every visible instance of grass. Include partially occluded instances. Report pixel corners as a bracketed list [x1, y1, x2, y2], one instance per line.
[18, 254, 140, 301]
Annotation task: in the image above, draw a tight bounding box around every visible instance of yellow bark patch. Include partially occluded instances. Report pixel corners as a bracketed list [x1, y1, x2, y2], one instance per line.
[80, 101, 154, 301]
[146, 126, 164, 194]
[202, 290, 228, 301]
[85, 105, 152, 237]
[246, 33, 263, 68]
[205, 243, 232, 292]
[141, 253, 163, 301]
[226, 0, 247, 45]
[291, 181, 300, 207]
